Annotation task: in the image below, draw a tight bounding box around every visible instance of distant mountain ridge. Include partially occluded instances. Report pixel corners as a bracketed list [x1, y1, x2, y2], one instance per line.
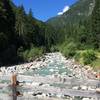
[47, 0, 95, 28]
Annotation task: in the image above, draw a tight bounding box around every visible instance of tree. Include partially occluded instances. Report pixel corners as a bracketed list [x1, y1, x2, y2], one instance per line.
[0, 0, 17, 65]
[15, 5, 26, 36]
[0, 0, 15, 50]
[0, 0, 15, 45]
[92, 0, 100, 48]
[26, 9, 37, 46]
[15, 5, 28, 47]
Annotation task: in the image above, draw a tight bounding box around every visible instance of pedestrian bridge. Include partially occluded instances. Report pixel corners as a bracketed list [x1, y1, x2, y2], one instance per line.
[0, 75, 100, 99]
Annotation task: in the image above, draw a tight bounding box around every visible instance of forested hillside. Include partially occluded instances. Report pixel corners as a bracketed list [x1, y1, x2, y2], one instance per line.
[0, 0, 58, 65]
[47, 0, 95, 47]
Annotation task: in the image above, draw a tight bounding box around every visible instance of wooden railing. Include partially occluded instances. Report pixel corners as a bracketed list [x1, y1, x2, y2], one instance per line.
[0, 74, 100, 99]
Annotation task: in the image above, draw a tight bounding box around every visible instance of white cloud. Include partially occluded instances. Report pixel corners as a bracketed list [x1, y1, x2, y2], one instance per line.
[58, 12, 63, 15]
[58, 6, 70, 15]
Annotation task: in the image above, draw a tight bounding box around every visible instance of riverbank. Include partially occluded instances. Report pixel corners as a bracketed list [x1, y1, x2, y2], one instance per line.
[0, 52, 97, 79]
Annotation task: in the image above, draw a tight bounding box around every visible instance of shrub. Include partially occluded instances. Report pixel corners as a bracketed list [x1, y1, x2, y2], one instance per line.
[28, 47, 43, 59]
[60, 42, 77, 58]
[19, 47, 43, 62]
[82, 50, 97, 65]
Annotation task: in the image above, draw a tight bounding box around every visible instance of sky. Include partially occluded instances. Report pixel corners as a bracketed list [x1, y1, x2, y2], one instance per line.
[13, 0, 78, 21]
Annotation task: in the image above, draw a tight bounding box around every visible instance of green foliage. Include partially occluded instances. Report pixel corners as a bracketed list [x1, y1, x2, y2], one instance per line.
[47, 0, 94, 32]
[60, 42, 77, 58]
[47, 0, 100, 50]
[91, 0, 100, 48]
[82, 50, 97, 65]
[22, 47, 43, 62]
[0, 0, 16, 65]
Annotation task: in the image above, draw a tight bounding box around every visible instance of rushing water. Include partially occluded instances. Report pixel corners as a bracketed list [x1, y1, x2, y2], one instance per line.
[23, 53, 72, 77]
[23, 62, 72, 76]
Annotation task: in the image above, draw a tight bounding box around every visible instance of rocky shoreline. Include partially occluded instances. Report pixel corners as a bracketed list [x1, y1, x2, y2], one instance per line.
[0, 52, 97, 79]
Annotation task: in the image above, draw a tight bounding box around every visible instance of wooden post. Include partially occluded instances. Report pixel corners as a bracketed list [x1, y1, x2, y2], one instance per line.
[11, 73, 17, 100]
[96, 71, 100, 100]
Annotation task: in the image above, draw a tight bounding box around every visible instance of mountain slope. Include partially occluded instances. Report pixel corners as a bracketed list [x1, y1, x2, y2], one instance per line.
[47, 0, 95, 29]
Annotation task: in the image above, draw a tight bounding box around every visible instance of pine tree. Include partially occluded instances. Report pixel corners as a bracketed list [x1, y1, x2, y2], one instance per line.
[15, 5, 28, 47]
[26, 9, 37, 45]
[92, 0, 100, 48]
[0, 0, 15, 51]
[15, 5, 27, 36]
[0, 0, 16, 65]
